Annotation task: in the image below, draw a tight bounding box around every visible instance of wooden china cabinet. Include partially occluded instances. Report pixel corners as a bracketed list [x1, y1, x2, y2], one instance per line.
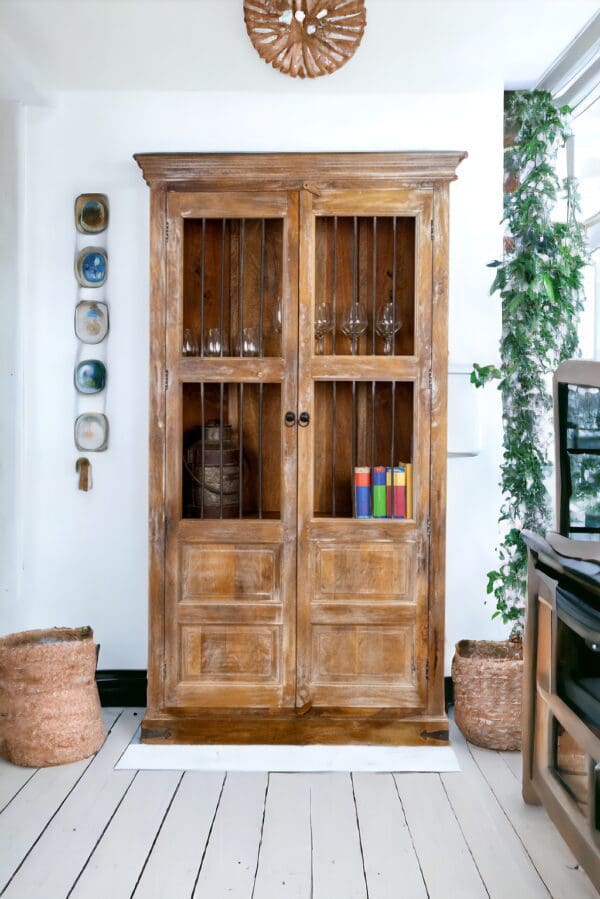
[135, 152, 465, 744]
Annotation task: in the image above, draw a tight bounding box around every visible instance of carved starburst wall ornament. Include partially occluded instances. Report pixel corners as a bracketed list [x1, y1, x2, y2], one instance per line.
[244, 0, 367, 78]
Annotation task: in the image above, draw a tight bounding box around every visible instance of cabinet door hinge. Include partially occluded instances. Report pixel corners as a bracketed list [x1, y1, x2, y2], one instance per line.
[162, 658, 167, 681]
[164, 369, 169, 391]
[426, 518, 431, 539]
[425, 659, 430, 680]
[428, 369, 433, 390]
[164, 220, 170, 243]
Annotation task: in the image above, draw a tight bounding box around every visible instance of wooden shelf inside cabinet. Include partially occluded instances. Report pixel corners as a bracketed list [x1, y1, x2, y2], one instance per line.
[136, 151, 465, 744]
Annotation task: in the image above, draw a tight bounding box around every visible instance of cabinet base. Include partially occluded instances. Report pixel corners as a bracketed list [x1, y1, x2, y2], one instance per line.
[141, 710, 450, 746]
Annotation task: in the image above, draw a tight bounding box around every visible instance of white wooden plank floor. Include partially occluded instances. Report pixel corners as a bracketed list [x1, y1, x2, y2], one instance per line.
[0, 709, 596, 899]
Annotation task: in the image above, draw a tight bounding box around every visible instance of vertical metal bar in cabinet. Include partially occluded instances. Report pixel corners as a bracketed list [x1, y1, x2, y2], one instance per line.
[220, 220, 226, 357]
[239, 383, 244, 518]
[371, 381, 376, 469]
[331, 217, 337, 516]
[259, 219, 265, 357]
[200, 383, 205, 519]
[372, 216, 377, 355]
[200, 218, 206, 357]
[351, 380, 356, 485]
[392, 215, 397, 357]
[258, 384, 263, 519]
[332, 381, 336, 517]
[239, 218, 245, 356]
[371, 216, 377, 470]
[352, 215, 358, 355]
[219, 382, 225, 518]
[390, 382, 396, 517]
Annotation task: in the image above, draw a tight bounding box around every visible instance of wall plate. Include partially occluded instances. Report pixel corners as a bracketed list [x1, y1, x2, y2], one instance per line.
[75, 247, 108, 287]
[74, 413, 109, 452]
[75, 301, 109, 344]
[75, 359, 107, 394]
[75, 194, 109, 234]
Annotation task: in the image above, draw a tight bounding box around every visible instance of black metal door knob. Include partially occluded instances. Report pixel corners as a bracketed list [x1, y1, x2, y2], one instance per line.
[298, 411, 310, 427]
[285, 411, 296, 426]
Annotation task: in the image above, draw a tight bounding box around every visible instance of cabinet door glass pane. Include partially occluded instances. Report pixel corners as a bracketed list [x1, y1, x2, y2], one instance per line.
[559, 382, 600, 537]
[182, 382, 281, 520]
[313, 380, 413, 518]
[314, 216, 415, 356]
[182, 218, 283, 358]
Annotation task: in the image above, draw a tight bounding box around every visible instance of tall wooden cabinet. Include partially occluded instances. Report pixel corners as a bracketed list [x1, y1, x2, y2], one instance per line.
[135, 152, 465, 744]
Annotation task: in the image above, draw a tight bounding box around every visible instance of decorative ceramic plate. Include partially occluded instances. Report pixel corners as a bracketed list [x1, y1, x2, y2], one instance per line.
[75, 247, 108, 287]
[74, 360, 107, 394]
[74, 413, 109, 452]
[244, 0, 367, 78]
[75, 194, 109, 234]
[75, 301, 109, 344]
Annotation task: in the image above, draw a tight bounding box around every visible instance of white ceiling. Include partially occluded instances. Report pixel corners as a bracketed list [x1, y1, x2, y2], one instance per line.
[0, 0, 598, 99]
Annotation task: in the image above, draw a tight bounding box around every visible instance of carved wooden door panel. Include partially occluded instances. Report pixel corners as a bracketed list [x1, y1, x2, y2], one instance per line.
[163, 190, 299, 709]
[296, 188, 433, 711]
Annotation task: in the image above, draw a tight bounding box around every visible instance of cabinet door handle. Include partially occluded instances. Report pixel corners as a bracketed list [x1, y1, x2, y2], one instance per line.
[298, 411, 310, 427]
[284, 411, 296, 427]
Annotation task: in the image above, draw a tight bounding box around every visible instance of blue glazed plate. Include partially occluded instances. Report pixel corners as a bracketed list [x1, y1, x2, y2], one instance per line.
[75, 359, 107, 394]
[75, 301, 109, 344]
[74, 413, 109, 452]
[75, 247, 108, 287]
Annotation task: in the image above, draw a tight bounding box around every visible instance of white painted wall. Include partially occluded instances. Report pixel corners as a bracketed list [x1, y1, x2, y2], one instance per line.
[14, 89, 506, 671]
[0, 101, 25, 636]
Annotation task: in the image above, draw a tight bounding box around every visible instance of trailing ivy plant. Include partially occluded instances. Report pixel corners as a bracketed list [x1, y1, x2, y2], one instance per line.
[472, 90, 588, 636]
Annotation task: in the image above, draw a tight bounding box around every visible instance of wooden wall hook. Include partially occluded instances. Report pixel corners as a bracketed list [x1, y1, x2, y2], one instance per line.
[76, 457, 92, 492]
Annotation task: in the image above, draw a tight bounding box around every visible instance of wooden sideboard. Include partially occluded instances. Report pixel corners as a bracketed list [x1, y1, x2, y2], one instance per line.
[522, 529, 600, 891]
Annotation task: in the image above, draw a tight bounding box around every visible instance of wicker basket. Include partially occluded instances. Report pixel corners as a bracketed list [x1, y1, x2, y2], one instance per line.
[0, 627, 105, 767]
[452, 639, 523, 751]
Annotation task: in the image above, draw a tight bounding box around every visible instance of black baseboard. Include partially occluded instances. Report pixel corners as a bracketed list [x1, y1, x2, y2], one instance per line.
[96, 670, 147, 707]
[97, 670, 454, 711]
[445, 675, 454, 709]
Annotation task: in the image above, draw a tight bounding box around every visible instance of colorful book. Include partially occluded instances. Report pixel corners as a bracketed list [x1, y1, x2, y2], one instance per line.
[372, 467, 387, 517]
[386, 466, 406, 518]
[398, 461, 413, 519]
[354, 467, 371, 518]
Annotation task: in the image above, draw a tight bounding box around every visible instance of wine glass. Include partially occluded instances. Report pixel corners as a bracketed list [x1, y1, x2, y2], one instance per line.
[182, 328, 199, 356]
[376, 303, 403, 355]
[239, 327, 259, 357]
[314, 303, 333, 354]
[273, 297, 282, 335]
[205, 328, 225, 357]
[341, 302, 368, 354]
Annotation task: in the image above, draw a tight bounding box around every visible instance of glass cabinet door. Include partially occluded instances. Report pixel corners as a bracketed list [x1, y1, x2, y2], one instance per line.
[163, 191, 299, 710]
[296, 189, 434, 711]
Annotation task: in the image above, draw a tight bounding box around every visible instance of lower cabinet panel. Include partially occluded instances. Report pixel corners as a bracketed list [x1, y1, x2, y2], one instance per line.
[180, 624, 281, 683]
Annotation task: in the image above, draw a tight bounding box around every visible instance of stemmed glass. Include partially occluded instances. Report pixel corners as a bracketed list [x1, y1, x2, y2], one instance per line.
[182, 328, 199, 356]
[239, 327, 259, 357]
[341, 302, 368, 354]
[314, 303, 333, 355]
[376, 302, 403, 355]
[205, 328, 225, 357]
[273, 297, 282, 335]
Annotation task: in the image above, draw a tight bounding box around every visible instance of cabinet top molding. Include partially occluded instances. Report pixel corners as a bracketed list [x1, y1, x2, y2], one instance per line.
[134, 151, 467, 188]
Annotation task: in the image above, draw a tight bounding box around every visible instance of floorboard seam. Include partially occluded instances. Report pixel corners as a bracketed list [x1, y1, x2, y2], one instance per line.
[391, 774, 430, 898]
[0, 769, 39, 816]
[466, 741, 553, 897]
[350, 772, 370, 899]
[250, 772, 270, 899]
[130, 770, 185, 898]
[0, 710, 127, 898]
[190, 771, 227, 899]
[65, 769, 138, 898]
[438, 773, 491, 898]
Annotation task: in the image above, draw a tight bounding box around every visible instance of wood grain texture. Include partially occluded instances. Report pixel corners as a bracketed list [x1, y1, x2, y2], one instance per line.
[138, 153, 464, 744]
[134, 152, 467, 188]
[244, 0, 367, 80]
